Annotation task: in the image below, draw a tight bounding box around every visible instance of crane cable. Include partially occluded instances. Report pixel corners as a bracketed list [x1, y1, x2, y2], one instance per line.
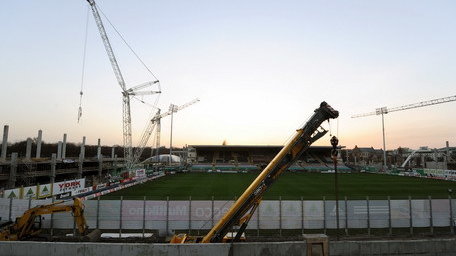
[328, 117, 340, 138]
[96, 4, 161, 92]
[96, 1, 163, 137]
[78, 7, 90, 123]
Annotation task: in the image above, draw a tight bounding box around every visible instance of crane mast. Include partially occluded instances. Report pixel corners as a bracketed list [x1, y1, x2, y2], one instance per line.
[86, 0, 132, 167]
[155, 110, 161, 160]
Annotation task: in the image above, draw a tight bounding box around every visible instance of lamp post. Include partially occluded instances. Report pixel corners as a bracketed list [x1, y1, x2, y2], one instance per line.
[376, 107, 388, 172]
[169, 104, 178, 165]
[331, 136, 340, 239]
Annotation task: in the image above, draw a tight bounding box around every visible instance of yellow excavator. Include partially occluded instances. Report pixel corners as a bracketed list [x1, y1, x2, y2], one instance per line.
[171, 101, 339, 243]
[0, 198, 88, 241]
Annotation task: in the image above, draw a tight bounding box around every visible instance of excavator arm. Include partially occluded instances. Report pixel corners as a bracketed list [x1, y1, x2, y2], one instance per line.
[0, 198, 88, 241]
[171, 101, 339, 243]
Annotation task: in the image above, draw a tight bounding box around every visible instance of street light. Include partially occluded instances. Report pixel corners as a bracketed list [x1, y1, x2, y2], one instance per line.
[168, 104, 178, 165]
[376, 107, 388, 172]
[331, 136, 340, 239]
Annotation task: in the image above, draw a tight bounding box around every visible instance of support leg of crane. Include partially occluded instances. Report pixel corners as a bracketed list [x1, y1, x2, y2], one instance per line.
[233, 223, 247, 242]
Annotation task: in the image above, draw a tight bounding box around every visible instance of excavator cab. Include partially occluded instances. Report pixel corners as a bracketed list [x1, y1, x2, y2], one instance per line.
[30, 215, 42, 233]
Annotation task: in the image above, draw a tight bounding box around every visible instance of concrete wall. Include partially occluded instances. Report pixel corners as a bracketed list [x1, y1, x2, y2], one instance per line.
[1, 239, 456, 256]
[232, 242, 306, 256]
[330, 238, 456, 256]
[0, 242, 231, 256]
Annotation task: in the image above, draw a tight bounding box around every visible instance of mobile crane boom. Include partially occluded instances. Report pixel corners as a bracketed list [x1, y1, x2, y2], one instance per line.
[171, 101, 339, 243]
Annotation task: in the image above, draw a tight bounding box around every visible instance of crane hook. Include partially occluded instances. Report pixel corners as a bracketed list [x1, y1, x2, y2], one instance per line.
[330, 136, 339, 161]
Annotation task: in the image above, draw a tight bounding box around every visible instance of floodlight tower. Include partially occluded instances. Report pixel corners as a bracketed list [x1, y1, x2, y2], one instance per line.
[352, 95, 456, 171]
[169, 104, 178, 165]
[167, 99, 200, 165]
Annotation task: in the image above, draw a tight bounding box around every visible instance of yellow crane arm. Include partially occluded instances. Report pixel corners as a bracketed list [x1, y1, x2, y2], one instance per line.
[201, 102, 338, 243]
[170, 102, 338, 243]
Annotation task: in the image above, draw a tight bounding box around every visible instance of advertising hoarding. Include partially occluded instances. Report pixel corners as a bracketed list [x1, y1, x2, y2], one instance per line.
[53, 178, 85, 196]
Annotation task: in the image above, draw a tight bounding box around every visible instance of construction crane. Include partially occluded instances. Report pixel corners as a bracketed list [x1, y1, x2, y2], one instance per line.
[132, 98, 200, 166]
[86, 0, 161, 170]
[352, 94, 456, 170]
[170, 102, 339, 243]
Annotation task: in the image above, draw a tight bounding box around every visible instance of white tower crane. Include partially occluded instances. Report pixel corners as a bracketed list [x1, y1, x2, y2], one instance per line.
[86, 0, 161, 169]
[352, 94, 456, 171]
[132, 98, 200, 166]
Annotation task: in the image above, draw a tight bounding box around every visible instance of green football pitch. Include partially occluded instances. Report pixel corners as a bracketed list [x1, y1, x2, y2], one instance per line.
[102, 172, 456, 200]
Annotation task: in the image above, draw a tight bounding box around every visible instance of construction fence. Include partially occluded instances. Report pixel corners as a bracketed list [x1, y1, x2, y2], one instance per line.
[1, 197, 455, 236]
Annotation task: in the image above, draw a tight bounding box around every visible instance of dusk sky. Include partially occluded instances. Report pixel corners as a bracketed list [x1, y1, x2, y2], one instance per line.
[1, 0, 455, 150]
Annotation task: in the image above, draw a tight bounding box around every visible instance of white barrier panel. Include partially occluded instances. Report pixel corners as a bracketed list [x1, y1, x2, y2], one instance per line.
[412, 200, 430, 227]
[433, 199, 451, 227]
[259, 201, 280, 229]
[324, 201, 347, 229]
[144, 200, 167, 231]
[53, 201, 76, 229]
[83, 200, 98, 228]
[33, 198, 63, 228]
[369, 200, 389, 228]
[99, 200, 121, 229]
[304, 201, 324, 229]
[282, 201, 302, 229]
[123, 200, 146, 229]
[0, 199, 10, 220]
[190, 201, 208, 231]
[391, 200, 410, 228]
[10, 199, 30, 220]
[0, 198, 455, 233]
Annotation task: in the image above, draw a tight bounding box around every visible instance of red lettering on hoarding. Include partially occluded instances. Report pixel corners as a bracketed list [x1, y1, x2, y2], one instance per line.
[58, 180, 81, 190]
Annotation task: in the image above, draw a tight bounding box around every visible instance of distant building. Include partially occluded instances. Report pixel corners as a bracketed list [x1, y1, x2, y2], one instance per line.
[350, 146, 384, 165]
[142, 154, 181, 164]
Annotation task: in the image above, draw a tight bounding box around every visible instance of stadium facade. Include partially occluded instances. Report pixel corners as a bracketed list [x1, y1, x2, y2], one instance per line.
[187, 145, 349, 171]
